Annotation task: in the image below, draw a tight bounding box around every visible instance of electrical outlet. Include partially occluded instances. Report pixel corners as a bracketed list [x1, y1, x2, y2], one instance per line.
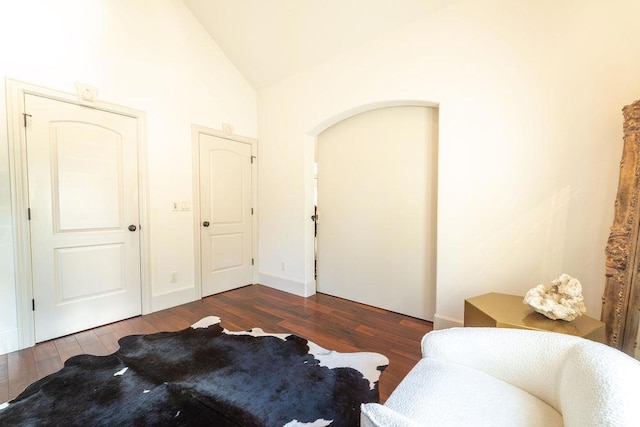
[281, 262, 286, 272]
[169, 271, 178, 283]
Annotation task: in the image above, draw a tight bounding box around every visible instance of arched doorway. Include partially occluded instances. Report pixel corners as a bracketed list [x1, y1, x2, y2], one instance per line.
[313, 104, 438, 320]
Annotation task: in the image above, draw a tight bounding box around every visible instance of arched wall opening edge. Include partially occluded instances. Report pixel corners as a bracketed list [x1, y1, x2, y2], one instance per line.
[302, 99, 440, 295]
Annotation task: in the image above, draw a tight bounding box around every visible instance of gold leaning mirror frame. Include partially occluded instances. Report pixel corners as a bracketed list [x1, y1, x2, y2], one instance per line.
[603, 99, 640, 359]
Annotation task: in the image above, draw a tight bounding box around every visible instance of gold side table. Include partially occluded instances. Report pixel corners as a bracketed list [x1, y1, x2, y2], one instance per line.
[464, 292, 605, 343]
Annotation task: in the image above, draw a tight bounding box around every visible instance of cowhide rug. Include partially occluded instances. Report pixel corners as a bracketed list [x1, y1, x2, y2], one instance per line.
[0, 316, 388, 426]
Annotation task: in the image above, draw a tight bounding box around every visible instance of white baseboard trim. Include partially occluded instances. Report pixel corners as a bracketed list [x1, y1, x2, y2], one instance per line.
[433, 313, 463, 330]
[258, 273, 316, 297]
[151, 286, 197, 312]
[0, 328, 19, 356]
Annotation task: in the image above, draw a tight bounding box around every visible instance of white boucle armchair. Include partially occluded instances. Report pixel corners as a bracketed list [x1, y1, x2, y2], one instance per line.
[361, 327, 640, 427]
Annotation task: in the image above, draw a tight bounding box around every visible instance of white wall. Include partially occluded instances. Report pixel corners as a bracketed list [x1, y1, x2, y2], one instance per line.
[0, 0, 256, 353]
[257, 0, 640, 327]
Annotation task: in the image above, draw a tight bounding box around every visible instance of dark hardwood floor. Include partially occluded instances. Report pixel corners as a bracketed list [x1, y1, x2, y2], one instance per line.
[0, 284, 433, 404]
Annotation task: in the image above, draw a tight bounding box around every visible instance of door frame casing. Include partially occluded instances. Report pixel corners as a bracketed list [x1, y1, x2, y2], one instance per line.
[6, 78, 151, 350]
[191, 124, 258, 298]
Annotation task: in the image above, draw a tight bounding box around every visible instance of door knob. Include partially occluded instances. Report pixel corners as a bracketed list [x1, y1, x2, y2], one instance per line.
[203, 221, 210, 227]
[128, 224, 137, 232]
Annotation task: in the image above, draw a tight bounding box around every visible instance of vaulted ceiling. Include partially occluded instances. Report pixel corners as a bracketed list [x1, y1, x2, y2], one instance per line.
[182, 0, 450, 89]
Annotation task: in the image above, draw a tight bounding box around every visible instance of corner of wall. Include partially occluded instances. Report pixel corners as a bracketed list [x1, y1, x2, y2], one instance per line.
[433, 313, 463, 330]
[258, 273, 316, 297]
[151, 287, 198, 313]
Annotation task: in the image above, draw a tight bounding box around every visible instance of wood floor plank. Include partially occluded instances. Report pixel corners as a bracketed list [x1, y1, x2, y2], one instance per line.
[31, 341, 63, 379]
[78, 338, 109, 356]
[53, 335, 83, 362]
[0, 354, 8, 404]
[1, 284, 433, 403]
[74, 330, 100, 348]
[96, 331, 122, 355]
[7, 349, 37, 399]
[31, 341, 58, 362]
[91, 324, 115, 337]
[118, 316, 158, 336]
[72, 329, 111, 356]
[109, 318, 138, 339]
[34, 356, 63, 379]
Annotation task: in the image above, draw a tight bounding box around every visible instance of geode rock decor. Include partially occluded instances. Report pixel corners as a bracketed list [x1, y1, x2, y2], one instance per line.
[524, 274, 587, 321]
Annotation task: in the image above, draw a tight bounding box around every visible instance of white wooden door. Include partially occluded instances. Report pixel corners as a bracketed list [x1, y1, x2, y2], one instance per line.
[25, 94, 141, 342]
[316, 106, 437, 320]
[199, 133, 253, 296]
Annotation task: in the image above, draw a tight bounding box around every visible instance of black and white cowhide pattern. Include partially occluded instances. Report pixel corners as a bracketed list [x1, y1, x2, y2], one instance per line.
[0, 316, 388, 426]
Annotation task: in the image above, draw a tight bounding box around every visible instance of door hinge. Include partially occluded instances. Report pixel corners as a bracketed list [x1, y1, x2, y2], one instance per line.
[251, 156, 256, 164]
[32, 299, 35, 311]
[251, 258, 254, 266]
[251, 208, 254, 215]
[28, 208, 31, 220]
[23, 113, 32, 128]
